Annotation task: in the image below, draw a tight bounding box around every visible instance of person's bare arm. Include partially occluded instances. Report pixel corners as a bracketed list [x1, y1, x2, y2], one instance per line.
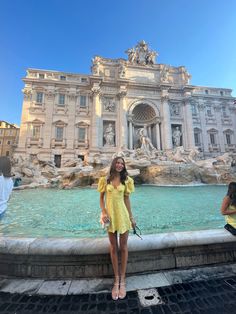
[221, 196, 236, 215]
[124, 195, 136, 228]
[100, 192, 109, 223]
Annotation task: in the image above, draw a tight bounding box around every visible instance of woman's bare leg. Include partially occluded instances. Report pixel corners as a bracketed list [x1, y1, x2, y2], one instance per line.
[108, 232, 119, 300]
[119, 231, 129, 299]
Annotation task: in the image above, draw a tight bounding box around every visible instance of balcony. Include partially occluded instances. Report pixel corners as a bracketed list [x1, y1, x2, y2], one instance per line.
[225, 144, 236, 152]
[208, 144, 220, 152]
[51, 138, 66, 149]
[26, 137, 43, 148]
[54, 105, 68, 114]
[195, 143, 203, 152]
[74, 139, 89, 149]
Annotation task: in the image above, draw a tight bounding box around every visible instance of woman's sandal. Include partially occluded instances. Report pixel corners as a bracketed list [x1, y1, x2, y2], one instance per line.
[118, 279, 126, 299]
[111, 278, 119, 300]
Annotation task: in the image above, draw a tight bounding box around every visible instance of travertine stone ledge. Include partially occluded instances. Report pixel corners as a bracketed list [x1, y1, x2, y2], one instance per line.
[0, 229, 235, 255]
[0, 229, 235, 278]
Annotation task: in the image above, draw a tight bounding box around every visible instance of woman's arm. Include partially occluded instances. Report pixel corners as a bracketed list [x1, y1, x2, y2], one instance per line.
[124, 195, 136, 227]
[221, 196, 236, 215]
[100, 192, 109, 223]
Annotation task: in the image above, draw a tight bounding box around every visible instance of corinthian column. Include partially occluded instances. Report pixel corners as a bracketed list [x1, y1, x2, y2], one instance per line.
[161, 91, 172, 149]
[117, 87, 128, 150]
[183, 94, 195, 149]
[127, 115, 133, 149]
[90, 84, 102, 149]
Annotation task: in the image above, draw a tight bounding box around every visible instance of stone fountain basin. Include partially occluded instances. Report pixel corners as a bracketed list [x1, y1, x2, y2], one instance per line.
[0, 229, 236, 278]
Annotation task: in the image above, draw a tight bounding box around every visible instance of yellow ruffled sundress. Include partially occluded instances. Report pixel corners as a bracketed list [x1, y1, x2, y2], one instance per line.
[97, 176, 135, 234]
[226, 204, 236, 228]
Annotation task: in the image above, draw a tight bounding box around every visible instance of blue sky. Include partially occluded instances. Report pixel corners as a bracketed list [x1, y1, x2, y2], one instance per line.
[1, 0, 236, 125]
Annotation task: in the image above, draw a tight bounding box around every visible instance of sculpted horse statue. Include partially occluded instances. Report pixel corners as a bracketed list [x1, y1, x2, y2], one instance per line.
[166, 146, 187, 163]
[216, 153, 233, 166]
[187, 147, 200, 163]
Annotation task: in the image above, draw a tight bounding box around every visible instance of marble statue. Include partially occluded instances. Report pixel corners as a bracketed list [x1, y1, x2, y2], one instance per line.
[136, 40, 148, 64]
[126, 48, 137, 63]
[104, 124, 115, 146]
[137, 125, 155, 155]
[118, 63, 126, 78]
[187, 147, 200, 163]
[216, 153, 233, 166]
[103, 98, 116, 112]
[170, 103, 180, 116]
[161, 66, 169, 83]
[172, 127, 182, 147]
[172, 146, 187, 163]
[125, 40, 158, 65]
[91, 56, 101, 75]
[145, 51, 156, 65]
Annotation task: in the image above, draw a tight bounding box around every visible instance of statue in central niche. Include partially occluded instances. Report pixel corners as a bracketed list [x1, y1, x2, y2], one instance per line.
[137, 124, 155, 155]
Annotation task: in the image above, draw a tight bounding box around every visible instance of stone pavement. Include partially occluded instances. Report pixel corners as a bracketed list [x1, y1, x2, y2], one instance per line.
[0, 265, 236, 314]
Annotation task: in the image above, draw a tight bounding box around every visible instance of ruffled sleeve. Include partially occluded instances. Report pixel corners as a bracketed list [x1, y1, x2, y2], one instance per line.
[124, 176, 135, 196]
[97, 176, 107, 193]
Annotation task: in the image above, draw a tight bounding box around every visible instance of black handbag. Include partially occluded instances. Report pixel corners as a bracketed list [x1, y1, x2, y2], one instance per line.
[224, 224, 236, 236]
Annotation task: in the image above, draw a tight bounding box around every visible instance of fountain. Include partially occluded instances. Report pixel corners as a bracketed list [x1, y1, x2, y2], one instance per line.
[10, 146, 236, 189]
[0, 145, 236, 279]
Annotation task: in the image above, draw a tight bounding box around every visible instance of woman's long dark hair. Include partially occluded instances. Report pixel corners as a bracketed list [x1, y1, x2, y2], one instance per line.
[0, 156, 12, 177]
[227, 182, 236, 207]
[107, 157, 128, 185]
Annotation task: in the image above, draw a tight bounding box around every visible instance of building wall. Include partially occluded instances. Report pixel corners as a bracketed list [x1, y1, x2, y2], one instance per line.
[15, 50, 236, 164]
[0, 121, 19, 157]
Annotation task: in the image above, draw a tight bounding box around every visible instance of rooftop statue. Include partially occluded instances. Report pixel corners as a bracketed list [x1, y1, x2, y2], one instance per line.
[91, 56, 101, 75]
[125, 40, 158, 65]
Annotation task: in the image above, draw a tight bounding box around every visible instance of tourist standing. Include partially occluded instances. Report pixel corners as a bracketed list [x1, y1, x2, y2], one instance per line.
[0, 157, 14, 215]
[97, 157, 136, 300]
[220, 181, 236, 235]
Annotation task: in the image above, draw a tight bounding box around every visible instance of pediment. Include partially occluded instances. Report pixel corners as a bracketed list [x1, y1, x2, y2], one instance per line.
[52, 119, 68, 126]
[27, 119, 44, 125]
[75, 120, 90, 127]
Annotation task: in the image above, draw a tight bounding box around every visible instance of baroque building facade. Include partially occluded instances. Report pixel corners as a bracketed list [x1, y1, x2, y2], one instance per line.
[15, 41, 236, 166]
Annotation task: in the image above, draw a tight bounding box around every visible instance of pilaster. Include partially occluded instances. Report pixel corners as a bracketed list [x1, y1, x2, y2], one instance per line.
[17, 88, 32, 151]
[66, 90, 77, 151]
[43, 89, 55, 149]
[90, 83, 102, 149]
[161, 90, 172, 150]
[214, 102, 225, 153]
[198, 103, 209, 153]
[183, 93, 195, 149]
[117, 86, 128, 149]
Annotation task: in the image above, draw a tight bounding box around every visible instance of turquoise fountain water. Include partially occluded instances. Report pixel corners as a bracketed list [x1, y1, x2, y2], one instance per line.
[0, 185, 226, 238]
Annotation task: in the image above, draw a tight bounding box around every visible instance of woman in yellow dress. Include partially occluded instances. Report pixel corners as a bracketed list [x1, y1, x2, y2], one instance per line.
[221, 182, 236, 235]
[97, 157, 136, 300]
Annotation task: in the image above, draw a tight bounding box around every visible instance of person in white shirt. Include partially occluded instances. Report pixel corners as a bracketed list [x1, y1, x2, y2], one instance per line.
[0, 157, 13, 215]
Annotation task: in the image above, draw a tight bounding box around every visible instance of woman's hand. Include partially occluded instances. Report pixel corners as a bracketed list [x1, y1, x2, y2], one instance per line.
[100, 211, 110, 224]
[130, 217, 136, 228]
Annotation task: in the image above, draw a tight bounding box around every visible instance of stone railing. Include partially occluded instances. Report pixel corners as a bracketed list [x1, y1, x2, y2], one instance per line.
[225, 144, 236, 152]
[51, 138, 66, 149]
[26, 137, 43, 148]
